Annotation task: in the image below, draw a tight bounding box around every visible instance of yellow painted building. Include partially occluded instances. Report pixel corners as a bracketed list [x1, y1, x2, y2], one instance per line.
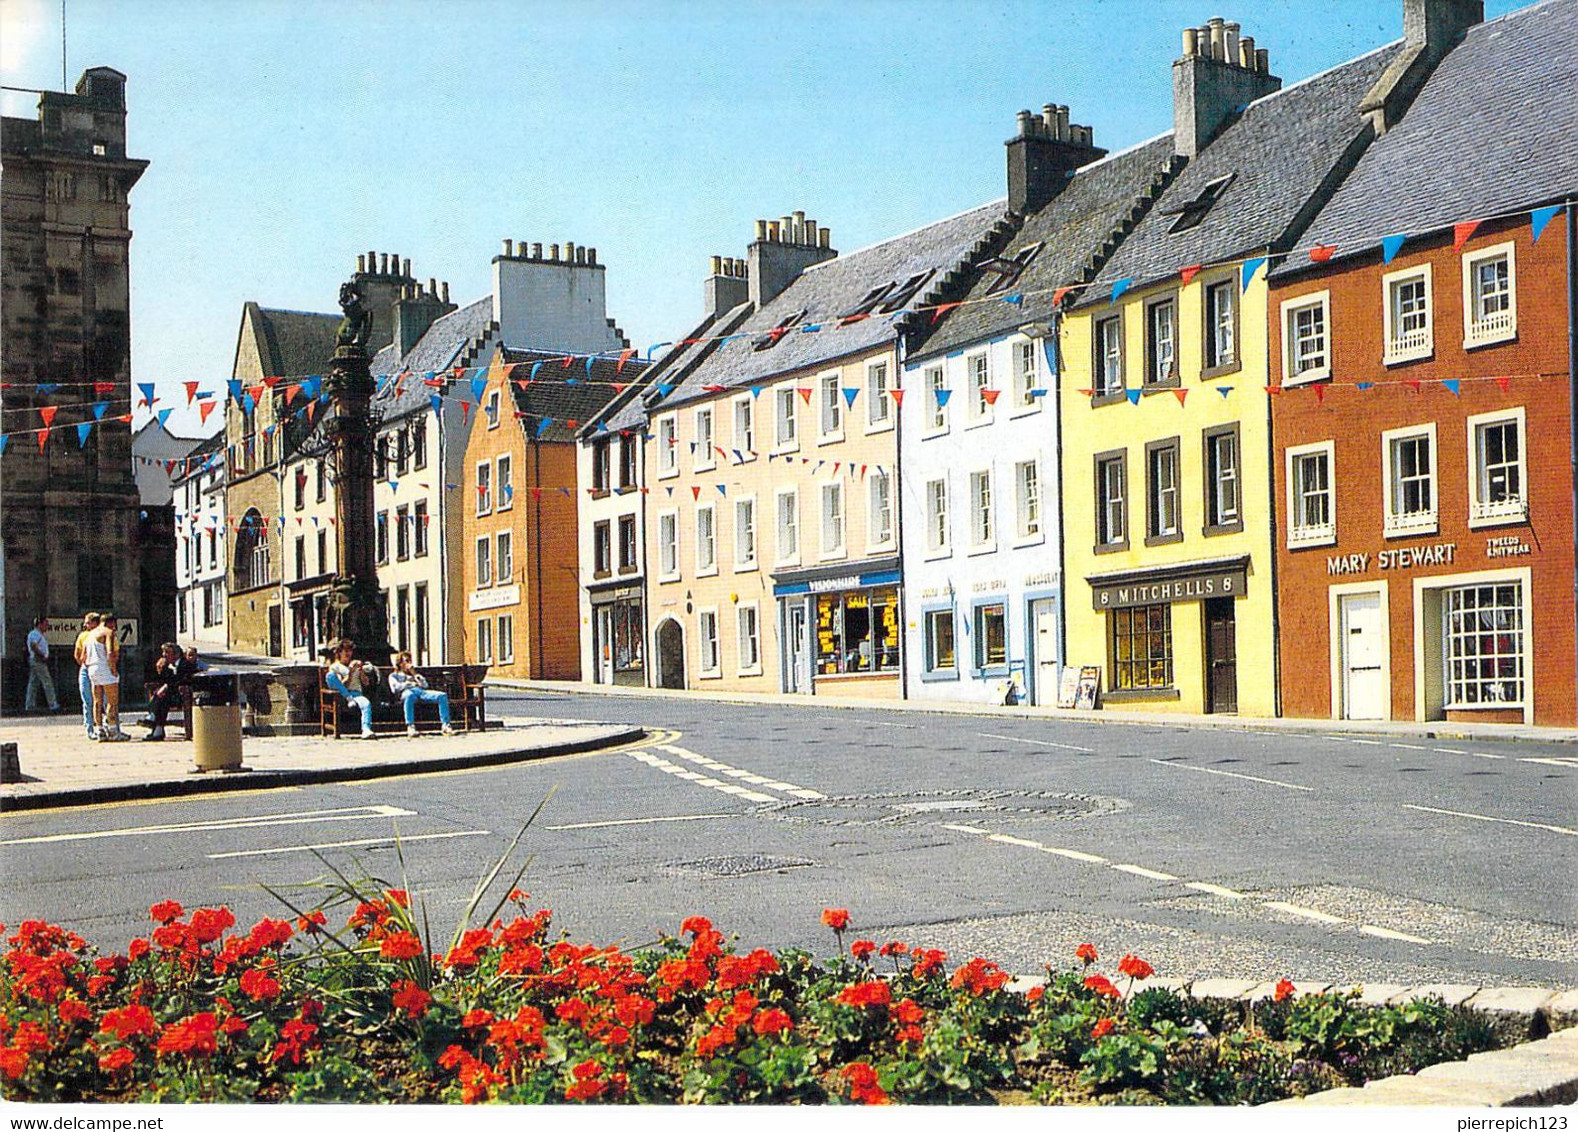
[1060, 267, 1274, 716]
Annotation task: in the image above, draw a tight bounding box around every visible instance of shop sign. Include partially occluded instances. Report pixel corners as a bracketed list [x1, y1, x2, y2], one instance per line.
[1091, 567, 1246, 610]
[1485, 535, 1532, 559]
[1326, 543, 1457, 576]
[1023, 571, 1058, 588]
[972, 579, 1007, 594]
[469, 584, 520, 612]
[807, 575, 861, 594]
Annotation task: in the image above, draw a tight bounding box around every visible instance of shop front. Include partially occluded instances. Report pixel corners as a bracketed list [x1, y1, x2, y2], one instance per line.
[908, 572, 1063, 706]
[287, 575, 334, 663]
[774, 560, 901, 699]
[588, 582, 645, 687]
[1084, 556, 1250, 714]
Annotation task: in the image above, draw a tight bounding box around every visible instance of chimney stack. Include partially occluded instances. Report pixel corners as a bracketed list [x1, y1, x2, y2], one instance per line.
[747, 210, 837, 308]
[1360, 0, 1482, 134]
[1172, 16, 1281, 158]
[704, 252, 750, 317]
[1005, 102, 1106, 215]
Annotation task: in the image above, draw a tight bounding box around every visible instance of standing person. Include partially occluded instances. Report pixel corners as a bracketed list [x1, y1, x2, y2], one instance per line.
[74, 613, 101, 738]
[325, 639, 376, 739]
[387, 651, 455, 738]
[24, 617, 61, 714]
[85, 614, 128, 741]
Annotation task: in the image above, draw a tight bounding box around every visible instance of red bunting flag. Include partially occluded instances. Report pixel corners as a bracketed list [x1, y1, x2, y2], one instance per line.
[183, 381, 201, 405]
[284, 384, 301, 406]
[691, 485, 701, 500]
[37, 429, 50, 453]
[797, 387, 812, 404]
[611, 383, 627, 394]
[199, 401, 218, 424]
[530, 487, 543, 501]
[117, 413, 132, 423]
[424, 378, 445, 388]
[833, 463, 841, 474]
[93, 381, 116, 396]
[246, 384, 266, 403]
[703, 384, 727, 393]
[1309, 245, 1337, 263]
[889, 389, 905, 407]
[1264, 385, 1282, 396]
[1495, 376, 1511, 393]
[38, 406, 58, 427]
[306, 401, 317, 421]
[616, 348, 636, 374]
[1051, 286, 1073, 307]
[1172, 388, 1188, 405]
[981, 389, 1000, 405]
[1453, 220, 1483, 250]
[1179, 265, 1202, 285]
[567, 419, 579, 429]
[262, 376, 283, 388]
[461, 402, 471, 422]
[929, 302, 961, 324]
[561, 355, 575, 369]
[1406, 380, 1422, 393]
[1077, 388, 1094, 397]
[1314, 385, 1326, 404]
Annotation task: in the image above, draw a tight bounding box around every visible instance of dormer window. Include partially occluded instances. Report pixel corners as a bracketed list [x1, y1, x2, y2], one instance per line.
[1167, 174, 1236, 233]
[982, 243, 1043, 296]
[753, 310, 806, 351]
[840, 284, 895, 325]
[878, 270, 936, 313]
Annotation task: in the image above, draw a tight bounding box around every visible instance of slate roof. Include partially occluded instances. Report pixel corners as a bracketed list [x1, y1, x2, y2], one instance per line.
[1077, 42, 1400, 306]
[246, 303, 341, 379]
[370, 298, 497, 420]
[597, 306, 747, 435]
[918, 135, 1182, 357]
[1275, 0, 1578, 276]
[501, 348, 650, 443]
[647, 201, 1011, 413]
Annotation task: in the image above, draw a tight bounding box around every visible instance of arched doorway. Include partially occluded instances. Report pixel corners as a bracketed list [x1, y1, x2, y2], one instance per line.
[655, 618, 685, 689]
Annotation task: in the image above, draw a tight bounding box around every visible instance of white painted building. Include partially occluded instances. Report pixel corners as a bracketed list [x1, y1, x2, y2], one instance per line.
[172, 434, 229, 650]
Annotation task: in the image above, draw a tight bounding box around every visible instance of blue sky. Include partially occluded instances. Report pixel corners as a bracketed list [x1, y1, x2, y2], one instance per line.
[1, 0, 1522, 437]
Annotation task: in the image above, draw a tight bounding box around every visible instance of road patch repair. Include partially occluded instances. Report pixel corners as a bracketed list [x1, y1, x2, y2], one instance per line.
[0, 715, 644, 812]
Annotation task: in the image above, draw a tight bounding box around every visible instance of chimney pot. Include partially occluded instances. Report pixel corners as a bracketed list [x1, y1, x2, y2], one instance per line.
[711, 255, 723, 276]
[429, 277, 437, 296]
[792, 210, 806, 243]
[779, 217, 792, 242]
[379, 253, 388, 274]
[1239, 35, 1255, 67]
[357, 254, 366, 273]
[549, 243, 559, 261]
[368, 249, 377, 273]
[1182, 27, 1199, 56]
[755, 219, 768, 241]
[1255, 48, 1269, 73]
[805, 219, 818, 246]
[575, 245, 586, 265]
[442, 281, 449, 303]
[587, 247, 597, 266]
[1208, 17, 1226, 60]
[402, 257, 410, 277]
[531, 242, 542, 258]
[1016, 109, 1035, 138]
[768, 221, 781, 242]
[1224, 22, 1240, 66]
[565, 240, 576, 262]
[819, 228, 830, 249]
[503, 239, 513, 257]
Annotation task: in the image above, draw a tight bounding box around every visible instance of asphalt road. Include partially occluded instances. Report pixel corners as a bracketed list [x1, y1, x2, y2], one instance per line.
[2, 690, 1575, 989]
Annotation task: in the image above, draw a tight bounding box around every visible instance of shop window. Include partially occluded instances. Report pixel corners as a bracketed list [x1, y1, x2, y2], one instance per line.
[1145, 439, 1182, 545]
[1285, 441, 1335, 547]
[698, 610, 720, 676]
[815, 587, 899, 676]
[737, 604, 761, 674]
[1462, 243, 1516, 348]
[618, 515, 638, 571]
[867, 361, 891, 427]
[694, 407, 715, 470]
[656, 416, 678, 477]
[973, 603, 1007, 671]
[734, 498, 757, 569]
[868, 472, 893, 550]
[924, 609, 956, 673]
[695, 505, 716, 574]
[614, 599, 643, 671]
[1111, 604, 1173, 691]
[1093, 315, 1124, 398]
[657, 512, 679, 580]
[1383, 265, 1433, 364]
[774, 387, 798, 449]
[1382, 424, 1437, 536]
[926, 366, 948, 432]
[1468, 409, 1526, 525]
[1281, 292, 1330, 386]
[1203, 425, 1242, 535]
[593, 521, 612, 577]
[1144, 294, 1179, 388]
[497, 614, 514, 664]
[1203, 278, 1238, 375]
[776, 489, 799, 565]
[1444, 583, 1524, 707]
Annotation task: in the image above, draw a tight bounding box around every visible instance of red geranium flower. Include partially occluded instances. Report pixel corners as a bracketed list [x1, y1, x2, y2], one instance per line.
[1027, 985, 1045, 1003]
[878, 940, 908, 958]
[752, 1008, 793, 1036]
[220, 1015, 249, 1036]
[385, 889, 410, 908]
[127, 938, 150, 961]
[98, 1047, 135, 1073]
[840, 1061, 889, 1105]
[821, 908, 850, 932]
[380, 931, 424, 960]
[1083, 975, 1121, 998]
[1092, 1017, 1116, 1040]
[850, 939, 876, 960]
[1117, 954, 1154, 981]
[57, 998, 92, 1026]
[100, 1004, 157, 1040]
[1274, 978, 1296, 1003]
[951, 956, 1010, 996]
[680, 915, 712, 937]
[239, 966, 281, 1002]
[1075, 943, 1098, 965]
[149, 900, 183, 924]
[188, 907, 236, 945]
[835, 980, 892, 1009]
[461, 1009, 495, 1029]
[391, 980, 432, 1018]
[157, 1012, 219, 1057]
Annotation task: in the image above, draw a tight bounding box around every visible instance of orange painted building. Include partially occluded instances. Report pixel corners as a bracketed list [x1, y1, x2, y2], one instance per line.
[459, 349, 623, 680]
[1268, 0, 1576, 727]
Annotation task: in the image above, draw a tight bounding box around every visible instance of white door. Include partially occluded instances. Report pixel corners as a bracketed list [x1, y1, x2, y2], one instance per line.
[1340, 592, 1386, 720]
[1032, 599, 1060, 706]
[785, 603, 810, 694]
[594, 607, 615, 684]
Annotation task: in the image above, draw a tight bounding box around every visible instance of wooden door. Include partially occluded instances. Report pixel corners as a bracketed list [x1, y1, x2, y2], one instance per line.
[1204, 598, 1237, 714]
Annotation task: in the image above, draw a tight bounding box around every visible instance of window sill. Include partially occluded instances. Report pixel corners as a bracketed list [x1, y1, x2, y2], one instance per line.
[738, 667, 764, 678]
[592, 570, 612, 581]
[657, 468, 679, 481]
[818, 549, 848, 563]
[815, 670, 900, 682]
[1144, 531, 1184, 548]
[771, 443, 800, 457]
[1202, 521, 1244, 538]
[496, 503, 514, 513]
[920, 669, 961, 683]
[1464, 327, 1516, 351]
[863, 420, 895, 436]
[972, 665, 1010, 679]
[657, 573, 681, 585]
[733, 561, 759, 574]
[966, 543, 998, 558]
[1011, 533, 1046, 550]
[693, 464, 716, 474]
[775, 557, 801, 570]
[816, 433, 846, 447]
[922, 547, 952, 562]
[1383, 516, 1439, 539]
[695, 566, 719, 579]
[1467, 503, 1529, 529]
[1201, 359, 1241, 381]
[1280, 369, 1329, 389]
[1091, 391, 1128, 408]
[1102, 687, 1182, 704]
[962, 417, 993, 431]
[865, 542, 896, 557]
[698, 670, 722, 681]
[1007, 404, 1042, 420]
[1382, 346, 1434, 367]
[1288, 529, 1337, 550]
[1092, 541, 1130, 556]
[1444, 700, 1526, 713]
[590, 490, 611, 500]
[1141, 381, 1181, 396]
[618, 565, 639, 576]
[921, 426, 950, 440]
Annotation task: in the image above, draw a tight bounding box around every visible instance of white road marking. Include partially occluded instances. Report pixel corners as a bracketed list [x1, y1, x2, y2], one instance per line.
[1467, 751, 1506, 760]
[1112, 863, 1179, 882]
[1350, 739, 1384, 746]
[867, 721, 918, 729]
[208, 829, 488, 859]
[1432, 747, 1468, 755]
[987, 833, 1045, 849]
[1264, 901, 1347, 925]
[0, 804, 417, 847]
[940, 823, 990, 834]
[1361, 924, 1434, 944]
[1040, 846, 1107, 864]
[545, 814, 731, 831]
[979, 732, 1096, 753]
[1184, 882, 1249, 900]
[1389, 743, 1429, 751]
[625, 751, 777, 804]
[656, 744, 826, 800]
[1147, 759, 1314, 792]
[1403, 803, 1578, 837]
[1520, 756, 1578, 768]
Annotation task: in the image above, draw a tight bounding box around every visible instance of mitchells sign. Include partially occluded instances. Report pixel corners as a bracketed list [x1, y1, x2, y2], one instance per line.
[1089, 563, 1248, 610]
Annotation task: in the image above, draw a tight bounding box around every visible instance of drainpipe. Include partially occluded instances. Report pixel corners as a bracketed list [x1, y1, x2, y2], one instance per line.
[534, 432, 544, 680]
[1567, 199, 1577, 724]
[893, 345, 908, 701]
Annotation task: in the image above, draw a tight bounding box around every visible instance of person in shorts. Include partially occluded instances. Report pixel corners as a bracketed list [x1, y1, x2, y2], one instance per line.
[84, 614, 128, 741]
[74, 613, 101, 738]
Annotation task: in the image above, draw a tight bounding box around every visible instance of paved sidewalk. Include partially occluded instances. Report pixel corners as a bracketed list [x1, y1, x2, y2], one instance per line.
[492, 678, 1578, 745]
[0, 715, 644, 812]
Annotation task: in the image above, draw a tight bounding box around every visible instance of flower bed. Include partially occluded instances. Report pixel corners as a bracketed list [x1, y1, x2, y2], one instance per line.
[0, 893, 1504, 1104]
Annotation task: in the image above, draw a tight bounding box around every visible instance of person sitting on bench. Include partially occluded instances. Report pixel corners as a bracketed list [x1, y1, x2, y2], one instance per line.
[143, 642, 197, 741]
[325, 638, 377, 739]
[387, 651, 456, 738]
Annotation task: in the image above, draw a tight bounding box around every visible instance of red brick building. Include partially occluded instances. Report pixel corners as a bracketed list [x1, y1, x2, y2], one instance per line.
[1269, 0, 1576, 727]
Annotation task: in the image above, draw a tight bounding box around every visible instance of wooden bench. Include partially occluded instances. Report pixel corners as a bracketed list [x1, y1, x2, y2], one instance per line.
[318, 664, 490, 738]
[141, 683, 194, 741]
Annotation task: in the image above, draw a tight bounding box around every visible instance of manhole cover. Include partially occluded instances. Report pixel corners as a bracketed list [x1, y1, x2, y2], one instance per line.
[664, 854, 816, 877]
[756, 789, 1128, 827]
